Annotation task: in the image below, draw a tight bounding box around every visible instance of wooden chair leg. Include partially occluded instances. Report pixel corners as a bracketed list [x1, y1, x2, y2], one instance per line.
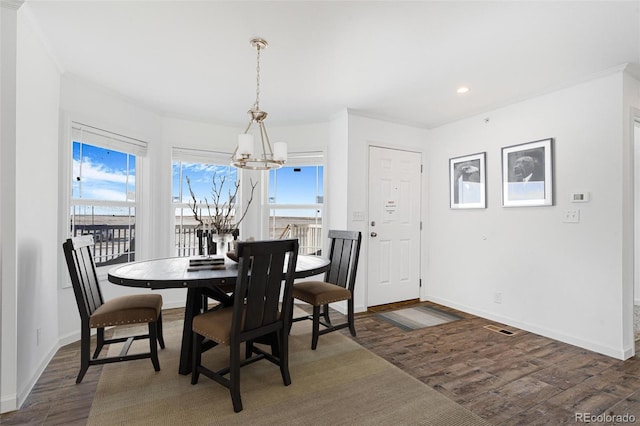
[288, 302, 296, 334]
[322, 303, 331, 324]
[157, 313, 165, 349]
[149, 322, 160, 371]
[269, 333, 281, 358]
[77, 325, 91, 384]
[230, 343, 243, 412]
[93, 327, 105, 359]
[311, 305, 321, 350]
[348, 298, 356, 337]
[191, 333, 203, 385]
[245, 340, 254, 359]
[279, 330, 291, 386]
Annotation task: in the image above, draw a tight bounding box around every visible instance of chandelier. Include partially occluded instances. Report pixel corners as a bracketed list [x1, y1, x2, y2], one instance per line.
[231, 38, 287, 170]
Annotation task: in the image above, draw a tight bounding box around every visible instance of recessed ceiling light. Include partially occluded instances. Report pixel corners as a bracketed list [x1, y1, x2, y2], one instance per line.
[456, 86, 470, 94]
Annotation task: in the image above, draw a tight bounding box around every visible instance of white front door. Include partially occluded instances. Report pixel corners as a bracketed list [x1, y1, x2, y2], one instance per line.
[367, 146, 422, 307]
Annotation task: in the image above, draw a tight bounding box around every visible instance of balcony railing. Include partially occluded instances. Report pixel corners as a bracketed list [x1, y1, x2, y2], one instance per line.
[72, 222, 323, 266]
[174, 226, 240, 257]
[175, 224, 322, 256]
[278, 223, 322, 255]
[175, 224, 201, 257]
[72, 224, 135, 267]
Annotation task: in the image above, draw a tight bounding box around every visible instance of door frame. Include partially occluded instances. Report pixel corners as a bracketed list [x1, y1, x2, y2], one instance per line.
[365, 143, 424, 307]
[631, 111, 640, 358]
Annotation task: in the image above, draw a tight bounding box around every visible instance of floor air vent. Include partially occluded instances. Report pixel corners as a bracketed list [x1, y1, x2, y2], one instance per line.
[484, 324, 516, 336]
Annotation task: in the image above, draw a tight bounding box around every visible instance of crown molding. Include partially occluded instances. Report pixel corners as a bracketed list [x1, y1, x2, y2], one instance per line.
[0, 0, 24, 11]
[623, 63, 640, 80]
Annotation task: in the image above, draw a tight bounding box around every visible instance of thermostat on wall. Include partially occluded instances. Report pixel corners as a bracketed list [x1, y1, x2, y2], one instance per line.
[571, 192, 590, 203]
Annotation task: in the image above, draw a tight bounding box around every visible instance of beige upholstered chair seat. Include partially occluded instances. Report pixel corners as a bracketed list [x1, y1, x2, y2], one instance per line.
[192, 307, 238, 345]
[193, 307, 282, 345]
[90, 294, 163, 328]
[293, 281, 351, 306]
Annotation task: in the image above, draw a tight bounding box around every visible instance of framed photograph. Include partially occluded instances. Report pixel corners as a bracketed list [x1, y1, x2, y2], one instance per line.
[501, 138, 553, 207]
[450, 152, 486, 209]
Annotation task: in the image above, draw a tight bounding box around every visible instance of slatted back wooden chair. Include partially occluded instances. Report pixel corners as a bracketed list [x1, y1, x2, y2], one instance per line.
[62, 236, 165, 383]
[191, 239, 299, 413]
[291, 230, 362, 349]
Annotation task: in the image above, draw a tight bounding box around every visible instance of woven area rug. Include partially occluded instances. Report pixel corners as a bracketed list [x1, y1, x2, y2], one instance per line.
[376, 305, 463, 331]
[88, 316, 487, 426]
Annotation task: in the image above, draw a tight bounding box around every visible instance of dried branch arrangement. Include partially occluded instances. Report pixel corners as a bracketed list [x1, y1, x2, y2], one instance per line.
[186, 173, 257, 235]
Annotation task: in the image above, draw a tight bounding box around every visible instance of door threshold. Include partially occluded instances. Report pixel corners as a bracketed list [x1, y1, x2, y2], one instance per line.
[366, 299, 420, 313]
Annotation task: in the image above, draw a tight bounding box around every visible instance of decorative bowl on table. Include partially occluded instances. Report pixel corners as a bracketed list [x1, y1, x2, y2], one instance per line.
[226, 251, 238, 263]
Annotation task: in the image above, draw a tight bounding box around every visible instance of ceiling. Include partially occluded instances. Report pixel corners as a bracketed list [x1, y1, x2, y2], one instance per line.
[23, 1, 640, 129]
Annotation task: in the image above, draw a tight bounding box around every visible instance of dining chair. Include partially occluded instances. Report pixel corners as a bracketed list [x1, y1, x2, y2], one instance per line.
[62, 236, 165, 384]
[291, 230, 362, 350]
[191, 239, 299, 413]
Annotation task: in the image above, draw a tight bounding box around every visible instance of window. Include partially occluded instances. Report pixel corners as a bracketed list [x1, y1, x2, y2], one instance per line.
[268, 153, 324, 255]
[70, 123, 146, 266]
[172, 148, 237, 256]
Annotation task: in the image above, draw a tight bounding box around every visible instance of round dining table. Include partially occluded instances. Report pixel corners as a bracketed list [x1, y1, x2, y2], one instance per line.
[108, 254, 330, 374]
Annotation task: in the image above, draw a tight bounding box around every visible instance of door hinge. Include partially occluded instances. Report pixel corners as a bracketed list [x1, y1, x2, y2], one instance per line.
[420, 221, 423, 231]
[420, 164, 423, 173]
[419, 279, 422, 288]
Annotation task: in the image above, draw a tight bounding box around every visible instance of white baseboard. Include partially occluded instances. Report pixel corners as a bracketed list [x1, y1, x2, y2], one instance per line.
[58, 329, 82, 347]
[1, 394, 17, 414]
[426, 296, 632, 361]
[15, 341, 59, 410]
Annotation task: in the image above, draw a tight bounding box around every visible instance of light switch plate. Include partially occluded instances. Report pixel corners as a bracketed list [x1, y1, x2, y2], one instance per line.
[563, 209, 580, 223]
[352, 211, 365, 221]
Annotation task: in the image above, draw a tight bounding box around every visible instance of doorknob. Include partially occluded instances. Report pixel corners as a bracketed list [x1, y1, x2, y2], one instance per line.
[370, 232, 377, 237]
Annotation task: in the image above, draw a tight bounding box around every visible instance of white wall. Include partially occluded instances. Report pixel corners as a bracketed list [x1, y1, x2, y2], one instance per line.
[426, 71, 632, 359]
[14, 7, 61, 406]
[624, 70, 640, 354]
[344, 113, 428, 313]
[0, 0, 20, 413]
[327, 110, 349, 234]
[56, 76, 175, 338]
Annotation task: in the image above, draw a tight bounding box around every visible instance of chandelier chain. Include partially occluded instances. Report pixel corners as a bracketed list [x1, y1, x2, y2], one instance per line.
[254, 45, 261, 110]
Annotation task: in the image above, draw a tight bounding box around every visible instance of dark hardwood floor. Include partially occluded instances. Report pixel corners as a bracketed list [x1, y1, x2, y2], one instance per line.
[2, 300, 640, 425]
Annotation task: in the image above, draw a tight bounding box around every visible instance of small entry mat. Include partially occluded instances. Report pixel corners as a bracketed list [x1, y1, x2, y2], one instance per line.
[376, 305, 462, 331]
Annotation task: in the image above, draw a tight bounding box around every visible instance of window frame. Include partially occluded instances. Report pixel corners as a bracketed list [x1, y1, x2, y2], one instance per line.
[171, 148, 238, 257]
[62, 121, 148, 286]
[267, 152, 325, 255]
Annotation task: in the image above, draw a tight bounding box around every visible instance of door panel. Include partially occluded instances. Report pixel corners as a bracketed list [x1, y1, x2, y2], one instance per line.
[367, 146, 421, 306]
